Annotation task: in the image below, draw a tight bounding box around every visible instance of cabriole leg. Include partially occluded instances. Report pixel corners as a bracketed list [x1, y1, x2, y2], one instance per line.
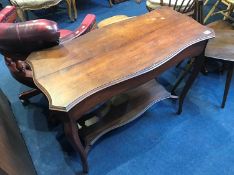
[64, 117, 88, 173]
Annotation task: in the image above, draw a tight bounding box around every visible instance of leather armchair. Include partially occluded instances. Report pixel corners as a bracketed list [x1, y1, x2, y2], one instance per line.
[0, 6, 96, 103]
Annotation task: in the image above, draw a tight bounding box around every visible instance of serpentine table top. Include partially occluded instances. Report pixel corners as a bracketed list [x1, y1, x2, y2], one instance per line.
[26, 7, 215, 173]
[27, 7, 214, 112]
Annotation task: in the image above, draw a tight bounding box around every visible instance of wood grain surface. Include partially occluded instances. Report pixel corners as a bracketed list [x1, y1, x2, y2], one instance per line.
[79, 80, 173, 151]
[205, 29, 234, 61]
[27, 7, 214, 112]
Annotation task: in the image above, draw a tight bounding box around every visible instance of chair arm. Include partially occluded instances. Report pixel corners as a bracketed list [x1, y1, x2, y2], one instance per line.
[75, 14, 96, 36]
[0, 6, 17, 23]
[60, 14, 96, 43]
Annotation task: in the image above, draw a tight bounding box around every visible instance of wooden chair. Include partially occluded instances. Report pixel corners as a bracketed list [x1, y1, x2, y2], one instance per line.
[146, 0, 204, 23]
[0, 6, 96, 104]
[205, 20, 234, 107]
[204, 0, 234, 24]
[9, 0, 77, 21]
[172, 19, 234, 108]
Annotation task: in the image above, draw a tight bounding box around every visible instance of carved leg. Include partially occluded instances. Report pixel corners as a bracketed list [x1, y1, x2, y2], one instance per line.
[177, 54, 205, 114]
[221, 63, 234, 108]
[64, 117, 88, 173]
[19, 89, 41, 104]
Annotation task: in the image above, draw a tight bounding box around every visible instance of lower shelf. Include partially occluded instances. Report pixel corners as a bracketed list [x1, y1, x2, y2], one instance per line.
[79, 79, 174, 152]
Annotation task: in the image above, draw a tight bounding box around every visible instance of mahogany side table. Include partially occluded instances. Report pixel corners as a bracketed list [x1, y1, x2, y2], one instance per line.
[26, 7, 214, 173]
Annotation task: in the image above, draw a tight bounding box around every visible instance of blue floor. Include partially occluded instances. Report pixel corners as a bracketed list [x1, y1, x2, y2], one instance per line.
[1, 0, 234, 175]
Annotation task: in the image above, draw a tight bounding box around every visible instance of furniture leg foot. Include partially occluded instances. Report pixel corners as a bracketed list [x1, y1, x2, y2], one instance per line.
[19, 89, 41, 104]
[221, 64, 234, 108]
[64, 118, 88, 173]
[177, 54, 205, 114]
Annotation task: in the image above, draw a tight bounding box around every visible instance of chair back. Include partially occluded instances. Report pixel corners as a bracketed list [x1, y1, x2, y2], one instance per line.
[147, 0, 204, 24]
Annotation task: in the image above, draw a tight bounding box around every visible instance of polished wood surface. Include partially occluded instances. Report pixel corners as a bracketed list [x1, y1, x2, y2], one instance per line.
[27, 7, 214, 112]
[205, 30, 234, 61]
[207, 20, 234, 30]
[97, 15, 132, 28]
[79, 79, 174, 152]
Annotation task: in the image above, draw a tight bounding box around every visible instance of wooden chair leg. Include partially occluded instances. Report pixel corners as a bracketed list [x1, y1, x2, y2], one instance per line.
[66, 0, 74, 21]
[204, 0, 220, 23]
[19, 89, 41, 104]
[223, 4, 234, 21]
[16, 8, 27, 21]
[221, 64, 234, 108]
[204, 0, 210, 5]
[72, 0, 77, 20]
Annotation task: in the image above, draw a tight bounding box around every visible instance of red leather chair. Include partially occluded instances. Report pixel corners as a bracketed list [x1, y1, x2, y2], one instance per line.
[0, 6, 96, 103]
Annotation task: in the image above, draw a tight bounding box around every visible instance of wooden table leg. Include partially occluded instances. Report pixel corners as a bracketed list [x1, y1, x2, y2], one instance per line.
[171, 59, 194, 95]
[64, 114, 88, 173]
[177, 54, 205, 114]
[221, 63, 234, 108]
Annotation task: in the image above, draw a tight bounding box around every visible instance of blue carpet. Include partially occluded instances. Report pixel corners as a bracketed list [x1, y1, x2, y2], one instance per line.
[1, 0, 234, 175]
